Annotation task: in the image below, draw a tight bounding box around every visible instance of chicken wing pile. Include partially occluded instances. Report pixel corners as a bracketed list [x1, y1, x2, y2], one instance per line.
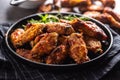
[10, 15, 108, 64]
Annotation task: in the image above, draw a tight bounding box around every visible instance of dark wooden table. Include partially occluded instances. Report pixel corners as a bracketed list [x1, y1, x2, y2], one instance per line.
[0, 0, 120, 80]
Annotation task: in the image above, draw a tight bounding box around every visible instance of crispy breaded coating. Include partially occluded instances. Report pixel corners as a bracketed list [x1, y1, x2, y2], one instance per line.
[58, 35, 69, 45]
[46, 45, 67, 64]
[46, 22, 75, 35]
[30, 33, 47, 48]
[31, 32, 58, 57]
[68, 33, 89, 64]
[70, 18, 108, 40]
[84, 36, 103, 54]
[16, 49, 42, 62]
[15, 23, 45, 47]
[10, 28, 24, 48]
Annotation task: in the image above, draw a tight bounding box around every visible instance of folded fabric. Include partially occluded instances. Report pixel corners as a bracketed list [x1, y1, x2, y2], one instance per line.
[0, 24, 120, 80]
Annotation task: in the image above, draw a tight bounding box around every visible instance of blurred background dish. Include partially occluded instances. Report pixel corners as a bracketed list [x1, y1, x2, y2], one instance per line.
[0, 0, 120, 24]
[10, 0, 46, 9]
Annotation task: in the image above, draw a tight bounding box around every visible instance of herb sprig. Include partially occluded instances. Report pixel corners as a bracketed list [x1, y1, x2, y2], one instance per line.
[28, 14, 90, 24]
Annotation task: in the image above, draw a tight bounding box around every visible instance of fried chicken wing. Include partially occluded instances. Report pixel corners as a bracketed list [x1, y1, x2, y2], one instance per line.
[24, 23, 32, 31]
[46, 22, 75, 35]
[61, 0, 91, 7]
[16, 49, 43, 62]
[68, 33, 89, 64]
[70, 18, 108, 40]
[90, 13, 120, 28]
[87, 4, 104, 12]
[58, 35, 69, 45]
[30, 33, 47, 48]
[10, 28, 24, 48]
[83, 11, 101, 18]
[38, 4, 53, 12]
[84, 11, 109, 23]
[103, 7, 120, 22]
[15, 23, 45, 47]
[78, 0, 93, 13]
[84, 36, 103, 54]
[46, 45, 67, 64]
[31, 32, 58, 57]
[103, 13, 120, 28]
[100, 0, 115, 9]
[59, 19, 70, 23]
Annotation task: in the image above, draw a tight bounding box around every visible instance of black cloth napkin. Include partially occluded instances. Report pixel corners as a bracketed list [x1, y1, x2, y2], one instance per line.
[0, 24, 120, 80]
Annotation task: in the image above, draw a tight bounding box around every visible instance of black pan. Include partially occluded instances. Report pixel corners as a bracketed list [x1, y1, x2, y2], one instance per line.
[5, 12, 113, 70]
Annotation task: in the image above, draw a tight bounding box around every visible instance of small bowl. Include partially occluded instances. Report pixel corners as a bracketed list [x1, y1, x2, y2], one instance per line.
[5, 12, 113, 70]
[10, 0, 46, 9]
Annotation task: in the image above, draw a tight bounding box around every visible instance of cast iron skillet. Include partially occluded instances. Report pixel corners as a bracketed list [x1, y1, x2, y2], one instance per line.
[5, 12, 113, 70]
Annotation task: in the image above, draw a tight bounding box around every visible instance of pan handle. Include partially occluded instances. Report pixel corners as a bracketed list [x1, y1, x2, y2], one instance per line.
[10, 0, 26, 6]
